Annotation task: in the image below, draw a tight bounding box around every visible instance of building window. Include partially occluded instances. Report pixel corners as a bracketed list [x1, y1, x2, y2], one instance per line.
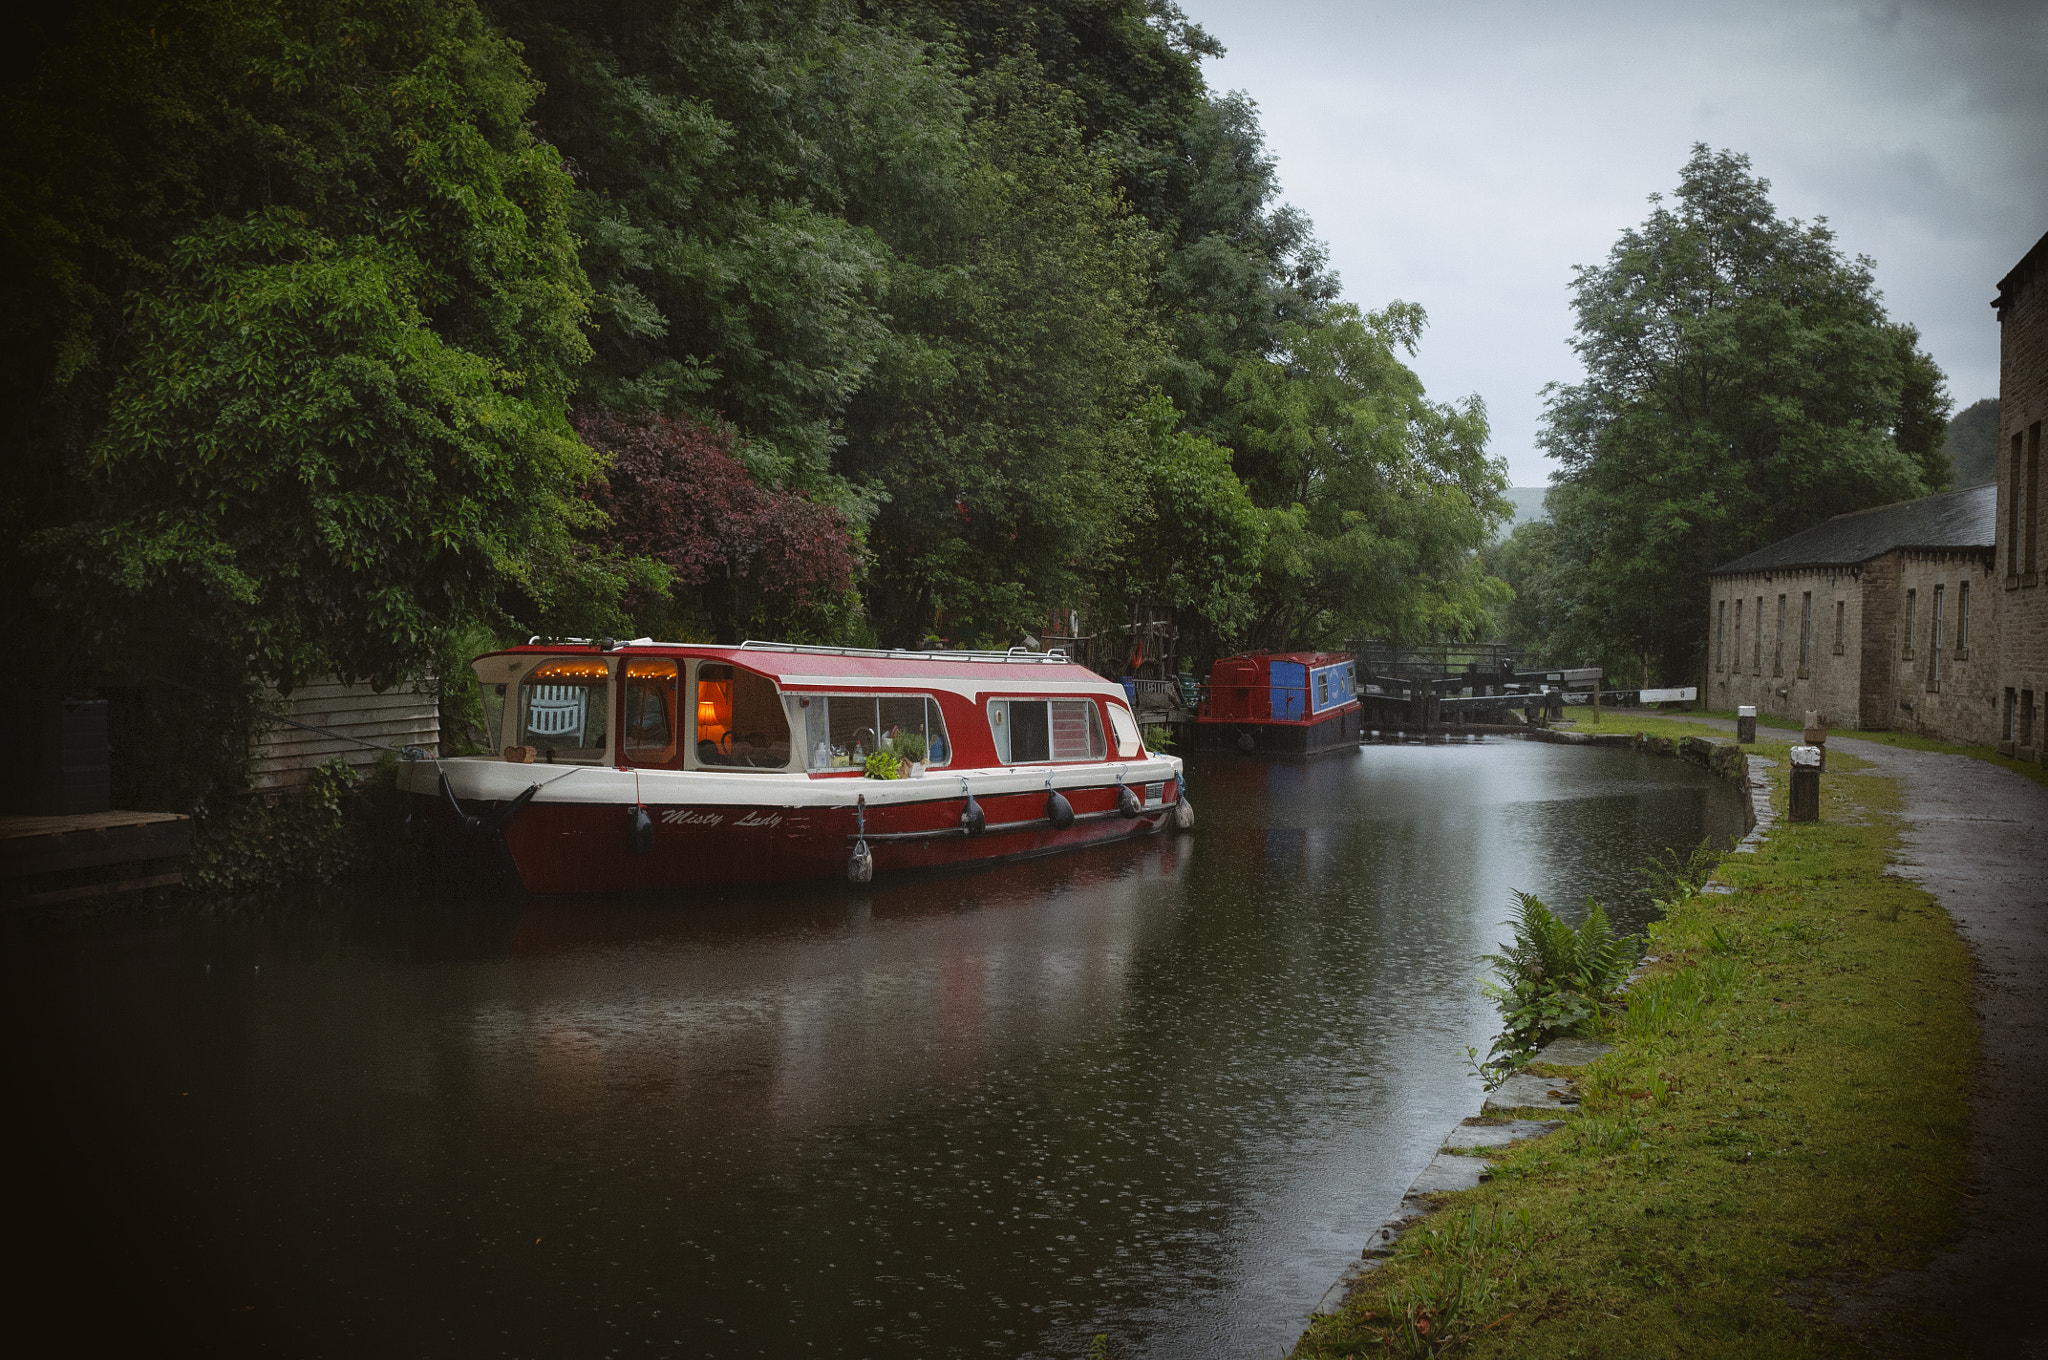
[2012, 432, 2026, 579]
[2024, 691, 2037, 749]
[1834, 599, 1846, 656]
[1773, 594, 1786, 676]
[1754, 596, 1764, 673]
[1957, 580, 1970, 654]
[1798, 591, 1812, 676]
[1903, 588, 1917, 660]
[1716, 599, 1727, 671]
[1929, 584, 1944, 691]
[1734, 598, 1744, 675]
[2029, 423, 2043, 580]
[2007, 688, 2019, 742]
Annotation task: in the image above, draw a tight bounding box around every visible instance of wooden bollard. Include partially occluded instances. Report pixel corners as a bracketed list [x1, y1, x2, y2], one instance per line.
[1737, 704, 1757, 744]
[1789, 744, 1821, 822]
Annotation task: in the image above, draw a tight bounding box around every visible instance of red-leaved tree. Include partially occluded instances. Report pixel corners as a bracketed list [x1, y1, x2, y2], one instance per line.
[576, 408, 857, 640]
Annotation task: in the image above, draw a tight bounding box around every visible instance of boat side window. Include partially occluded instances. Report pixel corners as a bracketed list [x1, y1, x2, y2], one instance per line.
[1316, 669, 1331, 707]
[1106, 701, 1144, 758]
[518, 659, 613, 764]
[623, 659, 680, 766]
[693, 664, 793, 769]
[799, 694, 950, 769]
[989, 698, 1104, 764]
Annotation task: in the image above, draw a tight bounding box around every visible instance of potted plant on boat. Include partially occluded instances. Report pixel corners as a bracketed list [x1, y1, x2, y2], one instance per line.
[890, 731, 928, 777]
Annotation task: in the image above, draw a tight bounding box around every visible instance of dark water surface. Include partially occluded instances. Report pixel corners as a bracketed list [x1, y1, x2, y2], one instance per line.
[10, 740, 1743, 1358]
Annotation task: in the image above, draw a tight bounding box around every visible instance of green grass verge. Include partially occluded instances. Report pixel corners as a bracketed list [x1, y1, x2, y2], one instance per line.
[1292, 742, 1977, 1357]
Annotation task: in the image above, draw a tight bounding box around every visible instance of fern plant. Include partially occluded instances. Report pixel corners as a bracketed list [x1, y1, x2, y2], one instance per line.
[1474, 890, 1639, 1083]
[1639, 836, 1722, 905]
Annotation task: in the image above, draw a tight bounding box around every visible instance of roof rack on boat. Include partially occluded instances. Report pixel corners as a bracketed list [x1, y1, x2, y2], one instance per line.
[736, 640, 1072, 664]
[525, 636, 655, 647]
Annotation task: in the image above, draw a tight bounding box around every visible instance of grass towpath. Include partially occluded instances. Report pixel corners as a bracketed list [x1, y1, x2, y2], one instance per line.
[1291, 717, 1979, 1357]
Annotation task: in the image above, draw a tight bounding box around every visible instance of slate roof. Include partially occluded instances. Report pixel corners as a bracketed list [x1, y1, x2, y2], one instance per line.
[1710, 483, 1996, 576]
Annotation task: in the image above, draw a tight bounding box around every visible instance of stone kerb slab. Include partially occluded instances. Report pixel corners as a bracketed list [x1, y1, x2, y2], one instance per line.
[1482, 1072, 1579, 1113]
[1310, 1115, 1566, 1320]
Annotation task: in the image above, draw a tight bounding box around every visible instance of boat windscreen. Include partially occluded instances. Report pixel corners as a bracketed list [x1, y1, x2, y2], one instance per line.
[695, 664, 793, 769]
[518, 659, 612, 763]
[624, 659, 680, 765]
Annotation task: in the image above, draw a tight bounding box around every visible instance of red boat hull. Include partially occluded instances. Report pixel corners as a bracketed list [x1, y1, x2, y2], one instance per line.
[424, 780, 1178, 894]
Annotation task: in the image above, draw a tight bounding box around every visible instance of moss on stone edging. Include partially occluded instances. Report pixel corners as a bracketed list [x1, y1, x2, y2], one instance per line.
[1291, 727, 1976, 1358]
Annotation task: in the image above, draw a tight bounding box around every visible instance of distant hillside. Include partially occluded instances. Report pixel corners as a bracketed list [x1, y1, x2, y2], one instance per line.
[1945, 398, 1998, 487]
[1500, 487, 1549, 535]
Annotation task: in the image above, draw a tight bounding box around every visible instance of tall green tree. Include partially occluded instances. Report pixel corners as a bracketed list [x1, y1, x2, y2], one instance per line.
[4, 0, 608, 696]
[844, 57, 1163, 646]
[1226, 302, 1509, 647]
[1533, 145, 1952, 680]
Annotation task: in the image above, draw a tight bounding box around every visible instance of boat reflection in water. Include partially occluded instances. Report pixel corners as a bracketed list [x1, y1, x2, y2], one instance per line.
[10, 740, 1743, 1358]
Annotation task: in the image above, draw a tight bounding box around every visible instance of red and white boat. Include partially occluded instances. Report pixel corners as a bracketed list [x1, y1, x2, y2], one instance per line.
[400, 640, 1190, 893]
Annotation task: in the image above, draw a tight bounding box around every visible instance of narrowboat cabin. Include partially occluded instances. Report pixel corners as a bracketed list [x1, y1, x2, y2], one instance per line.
[1194, 651, 1362, 755]
[399, 641, 1188, 893]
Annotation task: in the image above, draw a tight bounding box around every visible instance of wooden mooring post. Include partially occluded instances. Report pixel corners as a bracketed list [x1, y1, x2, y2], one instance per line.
[1789, 746, 1822, 822]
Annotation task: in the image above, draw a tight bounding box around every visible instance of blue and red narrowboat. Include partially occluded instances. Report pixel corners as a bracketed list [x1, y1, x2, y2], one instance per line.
[1194, 651, 1362, 755]
[401, 640, 1189, 893]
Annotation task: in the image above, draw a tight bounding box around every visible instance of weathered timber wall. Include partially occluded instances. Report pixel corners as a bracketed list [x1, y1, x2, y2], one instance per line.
[250, 676, 439, 790]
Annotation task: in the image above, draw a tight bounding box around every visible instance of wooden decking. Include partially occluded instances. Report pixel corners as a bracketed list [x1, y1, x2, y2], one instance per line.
[0, 810, 192, 906]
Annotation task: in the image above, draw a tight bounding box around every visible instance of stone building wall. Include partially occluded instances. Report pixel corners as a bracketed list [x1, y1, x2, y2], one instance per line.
[1995, 233, 2048, 761]
[1706, 567, 1867, 728]
[1856, 555, 1900, 730]
[1886, 550, 2001, 745]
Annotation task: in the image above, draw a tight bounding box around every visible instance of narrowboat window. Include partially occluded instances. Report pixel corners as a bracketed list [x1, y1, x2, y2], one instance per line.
[800, 695, 950, 769]
[1315, 670, 1331, 706]
[990, 698, 1105, 764]
[694, 664, 793, 769]
[1106, 702, 1143, 758]
[518, 659, 613, 764]
[623, 659, 680, 765]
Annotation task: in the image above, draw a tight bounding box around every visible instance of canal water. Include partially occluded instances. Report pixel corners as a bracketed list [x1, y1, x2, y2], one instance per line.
[10, 739, 1743, 1358]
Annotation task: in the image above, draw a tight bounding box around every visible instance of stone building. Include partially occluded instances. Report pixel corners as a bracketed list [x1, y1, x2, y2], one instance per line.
[1702, 227, 2048, 759]
[1706, 486, 1998, 739]
[1993, 230, 2048, 761]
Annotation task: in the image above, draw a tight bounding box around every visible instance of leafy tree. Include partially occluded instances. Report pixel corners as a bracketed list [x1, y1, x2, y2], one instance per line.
[5, 0, 607, 710]
[576, 408, 858, 642]
[1943, 397, 1999, 487]
[1534, 145, 1952, 680]
[844, 58, 1162, 647]
[1225, 302, 1510, 647]
[490, 0, 948, 499]
[1095, 391, 1265, 652]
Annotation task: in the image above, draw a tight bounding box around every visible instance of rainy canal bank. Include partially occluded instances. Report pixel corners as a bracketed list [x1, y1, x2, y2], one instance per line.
[7, 737, 1745, 1358]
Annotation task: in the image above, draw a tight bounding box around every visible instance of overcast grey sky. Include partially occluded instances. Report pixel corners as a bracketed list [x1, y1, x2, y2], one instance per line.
[1178, 0, 2048, 485]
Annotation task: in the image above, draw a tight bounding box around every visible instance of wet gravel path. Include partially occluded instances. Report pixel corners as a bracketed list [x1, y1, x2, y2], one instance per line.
[1826, 735, 2047, 1357]
[1607, 715, 2046, 1355]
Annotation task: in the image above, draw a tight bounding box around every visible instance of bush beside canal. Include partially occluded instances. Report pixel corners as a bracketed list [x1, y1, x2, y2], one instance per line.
[186, 756, 418, 898]
[1293, 727, 1976, 1357]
